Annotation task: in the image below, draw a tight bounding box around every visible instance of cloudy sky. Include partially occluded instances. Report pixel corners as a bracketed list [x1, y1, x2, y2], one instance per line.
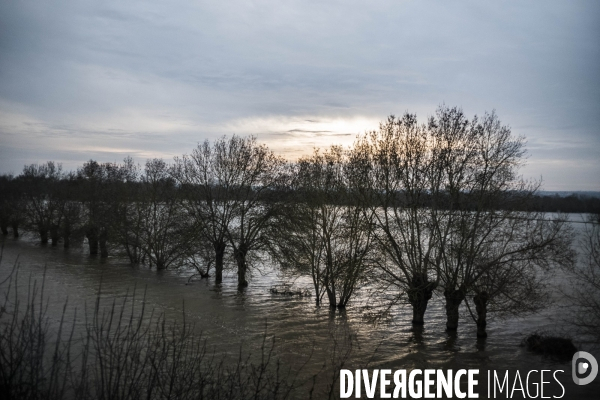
[0, 0, 598, 190]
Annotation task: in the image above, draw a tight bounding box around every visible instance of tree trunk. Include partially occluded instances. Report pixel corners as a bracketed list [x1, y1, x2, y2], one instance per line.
[50, 224, 60, 246]
[234, 245, 248, 289]
[39, 228, 49, 245]
[0, 220, 8, 235]
[63, 224, 71, 249]
[474, 291, 489, 338]
[127, 244, 138, 263]
[325, 287, 336, 308]
[314, 284, 321, 306]
[129, 246, 138, 263]
[214, 241, 226, 284]
[11, 221, 19, 238]
[99, 228, 108, 258]
[156, 259, 167, 270]
[407, 274, 435, 325]
[444, 287, 466, 332]
[338, 290, 351, 309]
[125, 235, 142, 263]
[86, 227, 99, 255]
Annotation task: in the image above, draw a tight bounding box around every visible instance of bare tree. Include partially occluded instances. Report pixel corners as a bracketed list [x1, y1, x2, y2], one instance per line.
[21, 162, 65, 245]
[139, 159, 196, 270]
[176, 136, 284, 287]
[173, 135, 284, 288]
[220, 136, 285, 289]
[350, 114, 440, 325]
[466, 214, 573, 337]
[174, 140, 236, 284]
[270, 147, 375, 308]
[77, 160, 117, 256]
[428, 108, 573, 335]
[425, 106, 478, 332]
[0, 174, 26, 238]
[109, 157, 147, 263]
[352, 107, 573, 333]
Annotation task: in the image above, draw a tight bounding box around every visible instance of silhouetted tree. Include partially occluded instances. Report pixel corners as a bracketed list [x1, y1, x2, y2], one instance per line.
[0, 175, 24, 238]
[270, 147, 375, 308]
[20, 162, 64, 245]
[174, 140, 236, 283]
[352, 107, 573, 333]
[109, 157, 146, 263]
[139, 159, 195, 270]
[429, 108, 572, 334]
[467, 215, 573, 337]
[77, 160, 125, 257]
[176, 136, 285, 288]
[222, 136, 285, 289]
[351, 114, 440, 325]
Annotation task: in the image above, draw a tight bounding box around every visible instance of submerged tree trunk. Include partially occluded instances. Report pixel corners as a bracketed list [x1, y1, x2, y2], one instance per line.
[127, 244, 140, 263]
[313, 281, 321, 306]
[444, 287, 466, 332]
[11, 221, 19, 238]
[214, 241, 226, 284]
[407, 274, 436, 325]
[155, 258, 167, 270]
[234, 245, 248, 289]
[128, 246, 139, 263]
[86, 227, 99, 255]
[99, 228, 108, 258]
[474, 291, 489, 338]
[39, 227, 49, 245]
[199, 266, 210, 279]
[50, 224, 60, 246]
[337, 288, 352, 309]
[124, 234, 142, 264]
[325, 286, 336, 309]
[63, 223, 71, 249]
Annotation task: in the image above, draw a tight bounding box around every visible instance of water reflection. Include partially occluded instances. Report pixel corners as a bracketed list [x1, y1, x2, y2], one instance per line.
[409, 325, 424, 346]
[476, 337, 487, 352]
[444, 331, 458, 351]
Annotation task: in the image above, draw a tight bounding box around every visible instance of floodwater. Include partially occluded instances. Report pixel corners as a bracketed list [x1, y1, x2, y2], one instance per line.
[1, 215, 599, 399]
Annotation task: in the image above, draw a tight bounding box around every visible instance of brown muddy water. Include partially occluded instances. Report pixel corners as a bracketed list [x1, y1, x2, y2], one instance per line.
[1, 217, 599, 399]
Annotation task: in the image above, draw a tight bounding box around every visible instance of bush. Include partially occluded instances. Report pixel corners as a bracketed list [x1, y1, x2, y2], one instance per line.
[521, 333, 578, 361]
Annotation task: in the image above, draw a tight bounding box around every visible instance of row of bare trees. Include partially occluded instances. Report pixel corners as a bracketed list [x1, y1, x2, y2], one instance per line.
[0, 158, 199, 269]
[270, 107, 574, 337]
[0, 106, 580, 337]
[0, 136, 286, 290]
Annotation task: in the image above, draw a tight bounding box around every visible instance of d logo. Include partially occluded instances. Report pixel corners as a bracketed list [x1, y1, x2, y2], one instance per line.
[572, 351, 598, 385]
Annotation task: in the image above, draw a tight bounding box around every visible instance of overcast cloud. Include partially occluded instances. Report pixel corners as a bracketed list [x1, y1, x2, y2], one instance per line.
[0, 0, 598, 190]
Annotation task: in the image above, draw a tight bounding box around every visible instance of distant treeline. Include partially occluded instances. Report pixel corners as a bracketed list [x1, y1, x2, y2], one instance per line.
[2, 170, 597, 214]
[1, 105, 596, 341]
[527, 193, 600, 214]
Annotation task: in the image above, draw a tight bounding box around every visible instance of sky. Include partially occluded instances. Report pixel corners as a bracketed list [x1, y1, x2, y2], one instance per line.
[0, 0, 599, 191]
